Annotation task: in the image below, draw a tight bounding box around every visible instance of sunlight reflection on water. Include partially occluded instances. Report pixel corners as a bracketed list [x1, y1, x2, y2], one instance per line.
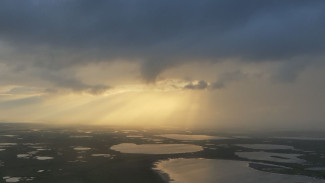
[111, 143, 203, 154]
[155, 158, 325, 183]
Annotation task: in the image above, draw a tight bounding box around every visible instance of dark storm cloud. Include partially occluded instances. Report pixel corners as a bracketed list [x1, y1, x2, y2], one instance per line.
[0, 0, 325, 82]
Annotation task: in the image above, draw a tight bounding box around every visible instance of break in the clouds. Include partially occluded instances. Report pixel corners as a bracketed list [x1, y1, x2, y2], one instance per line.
[184, 80, 209, 90]
[0, 0, 325, 84]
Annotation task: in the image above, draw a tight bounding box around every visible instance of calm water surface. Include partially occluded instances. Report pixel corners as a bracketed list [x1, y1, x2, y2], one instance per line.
[155, 158, 325, 183]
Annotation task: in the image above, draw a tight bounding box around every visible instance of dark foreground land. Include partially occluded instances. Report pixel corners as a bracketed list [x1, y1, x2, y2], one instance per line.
[0, 123, 325, 183]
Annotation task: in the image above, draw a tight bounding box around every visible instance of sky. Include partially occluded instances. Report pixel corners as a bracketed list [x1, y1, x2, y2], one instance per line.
[0, 0, 325, 130]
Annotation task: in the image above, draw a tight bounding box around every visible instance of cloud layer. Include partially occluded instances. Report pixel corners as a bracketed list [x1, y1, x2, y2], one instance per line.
[0, 0, 324, 84]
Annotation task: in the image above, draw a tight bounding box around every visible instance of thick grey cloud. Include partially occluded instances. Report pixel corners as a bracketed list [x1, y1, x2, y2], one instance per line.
[0, 0, 324, 82]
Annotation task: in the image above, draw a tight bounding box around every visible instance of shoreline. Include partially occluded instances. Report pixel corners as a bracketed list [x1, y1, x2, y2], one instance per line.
[153, 162, 172, 183]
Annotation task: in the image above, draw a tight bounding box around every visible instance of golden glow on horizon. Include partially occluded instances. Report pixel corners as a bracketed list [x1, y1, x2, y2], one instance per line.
[96, 91, 189, 125]
[39, 90, 196, 126]
[0, 83, 208, 127]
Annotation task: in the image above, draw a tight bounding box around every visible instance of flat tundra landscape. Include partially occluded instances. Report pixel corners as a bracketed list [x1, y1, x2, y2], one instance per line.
[1, 123, 325, 183]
